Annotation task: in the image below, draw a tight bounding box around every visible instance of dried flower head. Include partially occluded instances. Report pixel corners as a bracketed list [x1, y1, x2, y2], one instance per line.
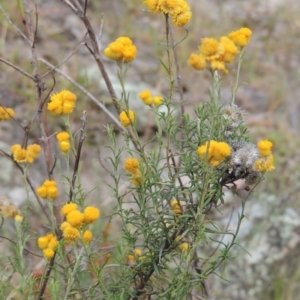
[0, 197, 21, 219]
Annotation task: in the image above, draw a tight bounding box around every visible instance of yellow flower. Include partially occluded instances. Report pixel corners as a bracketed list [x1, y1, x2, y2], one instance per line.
[119, 110, 135, 127]
[199, 38, 221, 60]
[257, 139, 273, 157]
[177, 242, 189, 252]
[170, 200, 182, 215]
[59, 141, 71, 153]
[82, 230, 92, 244]
[12, 148, 27, 164]
[56, 131, 69, 141]
[139, 90, 153, 106]
[104, 37, 137, 63]
[83, 206, 100, 224]
[210, 60, 228, 73]
[14, 214, 23, 222]
[61, 202, 78, 216]
[159, 0, 177, 14]
[143, 0, 161, 13]
[36, 186, 48, 198]
[26, 144, 41, 159]
[60, 221, 71, 231]
[11, 144, 21, 153]
[188, 53, 206, 70]
[37, 236, 49, 249]
[153, 96, 163, 106]
[127, 248, 142, 262]
[228, 27, 252, 48]
[63, 226, 80, 242]
[43, 248, 55, 259]
[66, 210, 84, 228]
[255, 154, 275, 172]
[219, 36, 239, 63]
[36, 180, 58, 200]
[0, 198, 21, 219]
[171, 10, 192, 27]
[47, 90, 77, 116]
[45, 233, 54, 242]
[124, 157, 139, 173]
[48, 236, 58, 251]
[0, 106, 15, 121]
[197, 140, 231, 167]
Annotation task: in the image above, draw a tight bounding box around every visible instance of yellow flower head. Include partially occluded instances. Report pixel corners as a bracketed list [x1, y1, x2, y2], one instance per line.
[56, 131, 70, 142]
[188, 53, 206, 71]
[36, 180, 58, 200]
[199, 38, 222, 60]
[60, 221, 71, 231]
[119, 110, 135, 127]
[171, 10, 192, 27]
[219, 36, 239, 63]
[210, 60, 228, 74]
[170, 200, 182, 215]
[127, 248, 142, 262]
[66, 210, 85, 228]
[197, 140, 231, 167]
[47, 90, 77, 116]
[12, 148, 27, 164]
[257, 139, 273, 157]
[14, 214, 23, 222]
[61, 202, 78, 216]
[43, 248, 55, 260]
[104, 37, 137, 63]
[255, 154, 275, 172]
[124, 157, 139, 173]
[37, 236, 49, 249]
[83, 206, 100, 224]
[63, 226, 80, 242]
[160, 0, 178, 14]
[48, 236, 58, 250]
[153, 96, 163, 106]
[143, 0, 161, 13]
[0, 106, 15, 121]
[177, 242, 189, 252]
[0, 198, 21, 219]
[139, 90, 153, 106]
[82, 230, 93, 244]
[228, 27, 252, 48]
[26, 144, 41, 163]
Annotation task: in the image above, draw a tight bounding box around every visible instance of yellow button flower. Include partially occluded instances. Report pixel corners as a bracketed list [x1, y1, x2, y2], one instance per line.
[66, 210, 84, 228]
[83, 206, 100, 224]
[82, 230, 93, 244]
[119, 110, 135, 127]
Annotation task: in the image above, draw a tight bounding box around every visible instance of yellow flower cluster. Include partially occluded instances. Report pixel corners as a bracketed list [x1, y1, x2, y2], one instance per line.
[37, 233, 58, 260]
[56, 131, 71, 154]
[36, 180, 59, 201]
[0, 106, 14, 121]
[188, 28, 252, 73]
[11, 144, 41, 164]
[254, 139, 275, 172]
[143, 0, 192, 27]
[138, 90, 163, 106]
[124, 157, 142, 186]
[228, 27, 252, 48]
[127, 248, 142, 263]
[47, 90, 77, 116]
[104, 37, 137, 63]
[119, 110, 135, 127]
[197, 140, 231, 167]
[60, 202, 100, 244]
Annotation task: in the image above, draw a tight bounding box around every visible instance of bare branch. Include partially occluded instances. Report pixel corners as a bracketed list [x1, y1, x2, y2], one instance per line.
[0, 57, 35, 81]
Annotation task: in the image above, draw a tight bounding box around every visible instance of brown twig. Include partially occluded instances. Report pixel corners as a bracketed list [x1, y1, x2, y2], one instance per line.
[0, 57, 35, 80]
[68, 111, 87, 203]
